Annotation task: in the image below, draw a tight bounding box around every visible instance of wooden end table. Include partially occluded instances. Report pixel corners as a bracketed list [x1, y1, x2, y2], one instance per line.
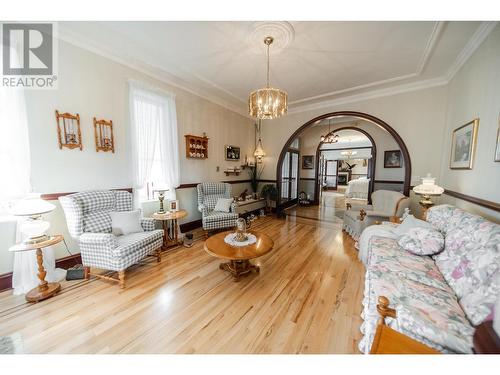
[203, 230, 274, 281]
[152, 209, 187, 250]
[9, 235, 64, 303]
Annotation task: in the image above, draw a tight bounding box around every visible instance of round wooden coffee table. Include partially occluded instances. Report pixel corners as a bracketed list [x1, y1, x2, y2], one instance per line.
[204, 230, 274, 281]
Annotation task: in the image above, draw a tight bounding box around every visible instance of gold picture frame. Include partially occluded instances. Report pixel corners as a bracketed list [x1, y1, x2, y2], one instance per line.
[449, 118, 479, 169]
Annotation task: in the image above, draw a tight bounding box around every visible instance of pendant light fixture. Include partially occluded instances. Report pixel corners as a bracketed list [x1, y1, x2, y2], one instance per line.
[248, 36, 288, 120]
[254, 120, 266, 162]
[320, 118, 339, 144]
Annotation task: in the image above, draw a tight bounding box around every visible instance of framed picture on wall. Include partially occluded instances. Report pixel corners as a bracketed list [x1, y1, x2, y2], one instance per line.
[495, 114, 500, 162]
[225, 145, 240, 161]
[449, 118, 479, 169]
[302, 155, 314, 169]
[384, 150, 402, 168]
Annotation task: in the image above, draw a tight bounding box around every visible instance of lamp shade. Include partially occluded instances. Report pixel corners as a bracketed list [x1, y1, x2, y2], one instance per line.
[12, 196, 55, 217]
[412, 174, 444, 196]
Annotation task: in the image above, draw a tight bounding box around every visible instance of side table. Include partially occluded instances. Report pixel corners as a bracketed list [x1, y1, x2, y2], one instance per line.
[152, 210, 188, 250]
[9, 235, 64, 302]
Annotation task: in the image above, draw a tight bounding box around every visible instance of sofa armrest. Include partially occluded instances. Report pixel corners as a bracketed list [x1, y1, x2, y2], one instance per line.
[198, 204, 208, 215]
[230, 201, 237, 213]
[141, 218, 156, 231]
[79, 232, 117, 252]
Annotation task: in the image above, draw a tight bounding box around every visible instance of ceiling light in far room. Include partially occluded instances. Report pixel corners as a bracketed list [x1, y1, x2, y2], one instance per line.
[341, 150, 358, 158]
[320, 118, 339, 144]
[248, 36, 288, 120]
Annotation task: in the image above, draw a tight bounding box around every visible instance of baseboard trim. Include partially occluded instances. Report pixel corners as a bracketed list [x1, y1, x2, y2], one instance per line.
[0, 254, 82, 292]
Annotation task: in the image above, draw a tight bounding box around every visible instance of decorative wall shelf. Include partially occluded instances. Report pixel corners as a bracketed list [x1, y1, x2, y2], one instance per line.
[224, 170, 241, 176]
[185, 134, 208, 159]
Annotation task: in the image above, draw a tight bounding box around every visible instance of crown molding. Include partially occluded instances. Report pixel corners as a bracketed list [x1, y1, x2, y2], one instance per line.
[57, 26, 250, 118]
[445, 21, 498, 82]
[288, 76, 449, 114]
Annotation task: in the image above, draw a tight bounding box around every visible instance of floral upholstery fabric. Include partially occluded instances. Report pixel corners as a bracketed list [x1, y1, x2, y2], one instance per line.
[398, 227, 444, 256]
[428, 205, 500, 325]
[359, 234, 474, 354]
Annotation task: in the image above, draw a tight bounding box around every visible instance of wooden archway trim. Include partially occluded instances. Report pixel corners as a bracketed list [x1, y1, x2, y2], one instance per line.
[276, 111, 412, 208]
[314, 126, 376, 204]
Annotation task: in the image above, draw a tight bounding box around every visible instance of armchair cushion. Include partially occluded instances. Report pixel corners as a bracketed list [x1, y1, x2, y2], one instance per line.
[110, 210, 144, 236]
[113, 230, 163, 257]
[214, 198, 234, 213]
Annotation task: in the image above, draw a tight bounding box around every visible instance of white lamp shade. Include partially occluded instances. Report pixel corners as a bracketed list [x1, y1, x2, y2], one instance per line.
[412, 174, 444, 196]
[12, 197, 55, 217]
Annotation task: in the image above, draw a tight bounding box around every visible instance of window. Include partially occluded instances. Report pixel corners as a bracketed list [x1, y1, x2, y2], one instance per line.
[128, 81, 180, 202]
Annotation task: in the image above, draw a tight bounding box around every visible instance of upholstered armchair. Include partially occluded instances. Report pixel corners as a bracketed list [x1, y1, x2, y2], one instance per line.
[343, 189, 410, 241]
[59, 190, 163, 288]
[197, 182, 238, 235]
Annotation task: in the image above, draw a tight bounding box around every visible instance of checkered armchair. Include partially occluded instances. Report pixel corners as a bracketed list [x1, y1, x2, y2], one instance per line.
[59, 190, 163, 288]
[197, 183, 238, 232]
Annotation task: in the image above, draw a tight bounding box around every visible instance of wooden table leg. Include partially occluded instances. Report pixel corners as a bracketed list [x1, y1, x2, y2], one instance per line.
[219, 260, 260, 281]
[25, 248, 61, 303]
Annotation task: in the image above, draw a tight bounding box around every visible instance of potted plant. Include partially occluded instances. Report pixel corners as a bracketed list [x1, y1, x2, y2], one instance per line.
[247, 163, 264, 193]
[260, 184, 278, 213]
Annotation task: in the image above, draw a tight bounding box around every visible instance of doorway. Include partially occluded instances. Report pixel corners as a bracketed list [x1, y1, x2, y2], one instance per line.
[280, 149, 299, 208]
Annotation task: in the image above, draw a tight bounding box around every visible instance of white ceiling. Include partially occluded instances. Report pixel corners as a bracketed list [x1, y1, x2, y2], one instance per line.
[58, 21, 497, 116]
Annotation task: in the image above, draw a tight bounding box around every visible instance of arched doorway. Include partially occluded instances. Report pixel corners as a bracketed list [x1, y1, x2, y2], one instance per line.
[276, 111, 412, 209]
[314, 126, 376, 205]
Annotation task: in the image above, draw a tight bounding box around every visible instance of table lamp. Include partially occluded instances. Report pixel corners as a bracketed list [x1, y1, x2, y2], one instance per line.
[153, 187, 169, 214]
[12, 195, 56, 245]
[412, 174, 444, 219]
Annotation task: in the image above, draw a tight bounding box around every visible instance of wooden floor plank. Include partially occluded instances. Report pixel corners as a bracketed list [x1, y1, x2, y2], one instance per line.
[0, 215, 365, 354]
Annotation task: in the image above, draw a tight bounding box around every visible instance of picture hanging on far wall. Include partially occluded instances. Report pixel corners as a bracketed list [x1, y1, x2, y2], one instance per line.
[302, 155, 314, 169]
[225, 145, 240, 161]
[450, 118, 479, 169]
[495, 113, 500, 162]
[384, 150, 402, 168]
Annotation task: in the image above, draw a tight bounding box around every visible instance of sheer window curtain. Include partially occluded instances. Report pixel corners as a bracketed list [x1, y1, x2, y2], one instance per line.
[128, 81, 180, 204]
[0, 44, 65, 294]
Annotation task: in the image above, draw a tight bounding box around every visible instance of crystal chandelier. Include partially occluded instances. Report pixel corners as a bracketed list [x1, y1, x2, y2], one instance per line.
[248, 36, 288, 120]
[320, 119, 339, 143]
[341, 150, 358, 158]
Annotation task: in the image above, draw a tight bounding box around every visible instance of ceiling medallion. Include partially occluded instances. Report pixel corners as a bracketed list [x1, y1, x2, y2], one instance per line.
[248, 36, 288, 120]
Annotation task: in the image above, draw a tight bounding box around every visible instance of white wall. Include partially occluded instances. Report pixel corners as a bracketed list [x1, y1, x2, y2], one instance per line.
[438, 25, 500, 221]
[0, 39, 255, 274]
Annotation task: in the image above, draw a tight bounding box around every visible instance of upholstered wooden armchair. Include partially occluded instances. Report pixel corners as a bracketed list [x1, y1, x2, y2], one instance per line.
[343, 189, 410, 241]
[197, 183, 238, 235]
[59, 190, 163, 288]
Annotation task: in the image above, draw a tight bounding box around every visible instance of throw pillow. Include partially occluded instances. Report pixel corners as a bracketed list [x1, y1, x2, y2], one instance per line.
[214, 198, 233, 212]
[395, 214, 432, 236]
[110, 210, 144, 236]
[398, 227, 445, 256]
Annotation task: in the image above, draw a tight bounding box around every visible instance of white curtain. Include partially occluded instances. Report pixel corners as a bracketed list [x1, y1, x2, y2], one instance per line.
[0, 44, 65, 294]
[128, 81, 180, 202]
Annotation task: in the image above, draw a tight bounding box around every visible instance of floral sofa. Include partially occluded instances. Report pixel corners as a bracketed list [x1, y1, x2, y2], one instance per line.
[358, 204, 500, 353]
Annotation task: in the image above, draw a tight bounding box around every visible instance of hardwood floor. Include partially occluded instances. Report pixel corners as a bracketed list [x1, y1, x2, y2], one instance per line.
[0, 216, 365, 354]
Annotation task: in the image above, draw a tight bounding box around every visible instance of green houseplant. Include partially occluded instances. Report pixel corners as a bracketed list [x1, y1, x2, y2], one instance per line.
[260, 184, 278, 213]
